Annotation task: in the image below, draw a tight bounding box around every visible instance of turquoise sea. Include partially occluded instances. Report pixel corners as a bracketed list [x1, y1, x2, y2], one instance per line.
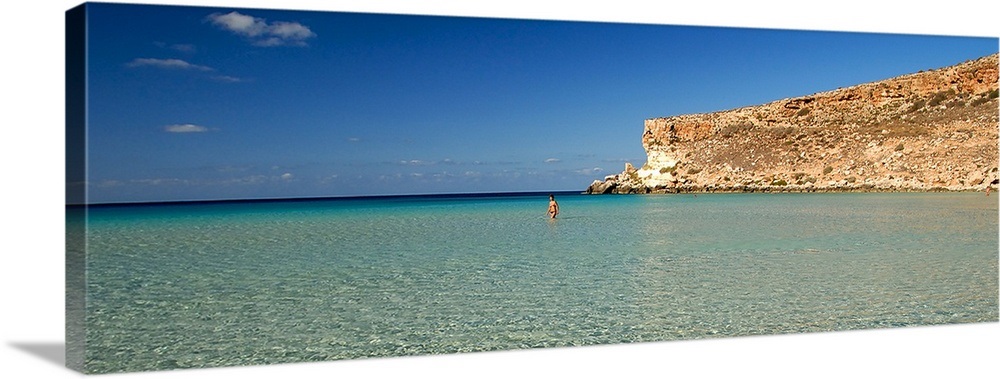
[69, 192, 998, 373]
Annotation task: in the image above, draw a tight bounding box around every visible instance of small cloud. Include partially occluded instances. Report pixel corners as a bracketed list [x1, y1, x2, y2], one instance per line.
[432, 172, 455, 180]
[379, 173, 404, 181]
[96, 179, 124, 188]
[154, 42, 197, 53]
[603, 158, 636, 163]
[224, 175, 267, 185]
[269, 21, 315, 40]
[207, 11, 316, 47]
[212, 75, 245, 83]
[134, 178, 190, 186]
[254, 37, 285, 47]
[472, 160, 520, 166]
[208, 11, 268, 36]
[164, 124, 211, 133]
[545, 158, 561, 164]
[128, 58, 244, 83]
[319, 174, 339, 184]
[170, 44, 197, 53]
[347, 137, 361, 143]
[127, 58, 213, 71]
[400, 160, 430, 166]
[576, 167, 604, 175]
[280, 173, 294, 180]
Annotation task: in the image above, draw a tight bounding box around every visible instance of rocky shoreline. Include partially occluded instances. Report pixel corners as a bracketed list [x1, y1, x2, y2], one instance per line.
[587, 54, 1000, 195]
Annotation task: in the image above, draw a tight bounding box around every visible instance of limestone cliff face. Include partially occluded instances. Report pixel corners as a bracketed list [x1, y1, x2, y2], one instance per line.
[587, 54, 999, 194]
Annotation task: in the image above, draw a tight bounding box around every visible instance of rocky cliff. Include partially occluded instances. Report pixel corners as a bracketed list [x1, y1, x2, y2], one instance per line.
[587, 53, 1000, 194]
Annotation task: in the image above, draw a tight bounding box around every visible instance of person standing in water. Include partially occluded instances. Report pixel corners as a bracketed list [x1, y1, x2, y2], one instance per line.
[548, 194, 560, 219]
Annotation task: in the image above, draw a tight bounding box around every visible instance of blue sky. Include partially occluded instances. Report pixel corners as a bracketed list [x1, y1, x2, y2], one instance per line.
[78, 3, 997, 203]
[1, 1, 998, 378]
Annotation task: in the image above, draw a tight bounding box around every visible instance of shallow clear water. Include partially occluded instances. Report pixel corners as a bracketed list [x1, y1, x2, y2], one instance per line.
[75, 192, 999, 373]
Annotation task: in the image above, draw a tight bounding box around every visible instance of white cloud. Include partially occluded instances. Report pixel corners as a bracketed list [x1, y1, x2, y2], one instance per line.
[347, 137, 361, 142]
[134, 178, 190, 186]
[603, 158, 636, 163]
[472, 160, 521, 166]
[254, 37, 285, 47]
[208, 11, 268, 37]
[154, 42, 197, 53]
[212, 75, 245, 83]
[269, 21, 315, 40]
[164, 124, 211, 133]
[432, 172, 455, 180]
[127, 58, 213, 71]
[224, 175, 267, 185]
[207, 11, 316, 47]
[96, 180, 124, 188]
[576, 167, 604, 175]
[400, 160, 430, 166]
[128, 59, 244, 83]
[319, 174, 339, 184]
[545, 158, 562, 163]
[280, 173, 294, 180]
[170, 43, 196, 53]
[379, 173, 403, 181]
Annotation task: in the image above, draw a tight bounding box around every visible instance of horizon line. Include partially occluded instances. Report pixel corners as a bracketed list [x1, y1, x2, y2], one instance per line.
[68, 189, 586, 208]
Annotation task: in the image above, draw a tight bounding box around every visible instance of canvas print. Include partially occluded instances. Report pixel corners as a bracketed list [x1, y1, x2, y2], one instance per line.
[65, 2, 999, 374]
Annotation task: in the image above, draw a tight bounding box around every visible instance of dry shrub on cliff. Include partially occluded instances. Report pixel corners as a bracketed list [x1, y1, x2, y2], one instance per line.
[881, 121, 930, 138]
[945, 98, 967, 108]
[719, 123, 753, 138]
[927, 90, 955, 107]
[771, 126, 795, 139]
[906, 99, 926, 113]
[971, 90, 1000, 107]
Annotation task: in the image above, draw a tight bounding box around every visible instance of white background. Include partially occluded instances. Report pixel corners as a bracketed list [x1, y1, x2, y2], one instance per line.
[2, 1, 997, 378]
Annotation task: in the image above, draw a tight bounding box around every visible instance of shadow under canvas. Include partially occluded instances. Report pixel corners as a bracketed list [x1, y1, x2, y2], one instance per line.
[9, 342, 66, 368]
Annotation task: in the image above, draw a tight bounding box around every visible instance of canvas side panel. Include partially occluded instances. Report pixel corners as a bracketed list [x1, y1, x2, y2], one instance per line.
[65, 3, 88, 374]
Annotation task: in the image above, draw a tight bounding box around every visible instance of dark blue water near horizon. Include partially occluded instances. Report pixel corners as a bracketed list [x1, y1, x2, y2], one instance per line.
[72, 190, 584, 208]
